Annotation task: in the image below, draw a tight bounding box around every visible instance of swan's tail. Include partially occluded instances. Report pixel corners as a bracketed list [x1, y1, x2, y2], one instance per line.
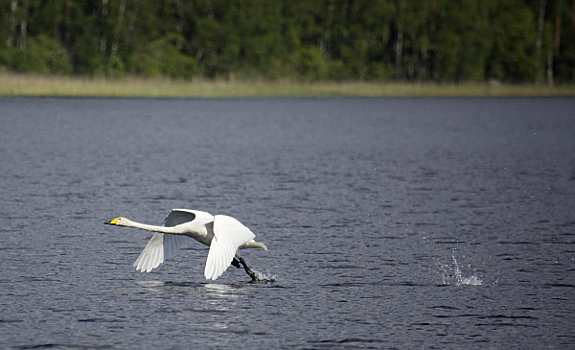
[242, 240, 268, 250]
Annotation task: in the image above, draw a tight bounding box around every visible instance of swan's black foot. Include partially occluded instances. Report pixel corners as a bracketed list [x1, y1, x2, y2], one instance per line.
[238, 256, 258, 281]
[231, 257, 241, 268]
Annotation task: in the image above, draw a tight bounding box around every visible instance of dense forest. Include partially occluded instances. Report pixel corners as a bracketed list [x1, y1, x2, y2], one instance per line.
[1, 0, 574, 84]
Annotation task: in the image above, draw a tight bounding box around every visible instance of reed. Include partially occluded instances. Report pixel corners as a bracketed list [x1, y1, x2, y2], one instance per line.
[1, 73, 573, 97]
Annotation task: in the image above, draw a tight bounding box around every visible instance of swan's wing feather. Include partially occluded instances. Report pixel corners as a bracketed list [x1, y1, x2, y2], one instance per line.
[162, 209, 197, 227]
[134, 233, 191, 272]
[204, 215, 255, 280]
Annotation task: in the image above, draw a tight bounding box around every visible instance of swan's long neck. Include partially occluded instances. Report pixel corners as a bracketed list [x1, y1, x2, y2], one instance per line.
[122, 218, 177, 234]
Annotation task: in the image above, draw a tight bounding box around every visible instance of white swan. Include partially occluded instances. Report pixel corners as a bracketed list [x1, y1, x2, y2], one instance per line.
[105, 209, 267, 280]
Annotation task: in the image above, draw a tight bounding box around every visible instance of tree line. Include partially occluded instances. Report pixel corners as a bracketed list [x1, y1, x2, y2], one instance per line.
[1, 0, 573, 84]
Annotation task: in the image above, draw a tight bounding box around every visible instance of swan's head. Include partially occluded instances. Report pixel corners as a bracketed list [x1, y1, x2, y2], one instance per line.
[105, 217, 129, 226]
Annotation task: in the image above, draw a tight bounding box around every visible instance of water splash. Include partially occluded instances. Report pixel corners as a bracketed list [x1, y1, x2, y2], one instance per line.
[251, 270, 277, 282]
[440, 256, 483, 286]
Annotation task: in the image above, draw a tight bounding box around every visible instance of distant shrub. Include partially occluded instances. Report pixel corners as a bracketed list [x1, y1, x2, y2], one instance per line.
[132, 35, 196, 79]
[0, 35, 72, 74]
[292, 46, 328, 80]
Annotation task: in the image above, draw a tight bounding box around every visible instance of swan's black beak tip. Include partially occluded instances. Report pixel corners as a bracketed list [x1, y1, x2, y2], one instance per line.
[105, 218, 119, 225]
[105, 218, 120, 226]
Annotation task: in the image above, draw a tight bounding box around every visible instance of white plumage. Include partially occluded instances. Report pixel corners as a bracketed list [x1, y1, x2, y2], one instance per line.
[133, 233, 190, 273]
[106, 209, 267, 280]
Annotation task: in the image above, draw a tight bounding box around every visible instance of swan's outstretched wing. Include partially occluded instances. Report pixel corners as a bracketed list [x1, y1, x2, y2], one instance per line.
[204, 215, 256, 280]
[134, 233, 191, 272]
[162, 209, 197, 227]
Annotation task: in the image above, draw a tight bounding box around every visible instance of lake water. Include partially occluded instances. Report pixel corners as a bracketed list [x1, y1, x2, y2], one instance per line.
[1, 97, 574, 349]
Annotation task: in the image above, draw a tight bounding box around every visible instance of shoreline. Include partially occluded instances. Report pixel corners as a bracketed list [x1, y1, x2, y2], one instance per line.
[1, 73, 574, 98]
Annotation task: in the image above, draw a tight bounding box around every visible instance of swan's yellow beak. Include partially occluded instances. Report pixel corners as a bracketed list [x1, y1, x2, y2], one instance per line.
[105, 218, 119, 225]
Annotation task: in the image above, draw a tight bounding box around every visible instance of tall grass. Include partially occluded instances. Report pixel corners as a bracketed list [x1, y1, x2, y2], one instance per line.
[1, 73, 573, 97]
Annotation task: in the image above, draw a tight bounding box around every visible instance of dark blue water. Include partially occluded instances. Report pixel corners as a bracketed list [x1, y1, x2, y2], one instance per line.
[1, 97, 574, 349]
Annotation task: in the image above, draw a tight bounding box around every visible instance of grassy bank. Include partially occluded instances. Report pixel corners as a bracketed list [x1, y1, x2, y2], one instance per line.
[1, 73, 574, 97]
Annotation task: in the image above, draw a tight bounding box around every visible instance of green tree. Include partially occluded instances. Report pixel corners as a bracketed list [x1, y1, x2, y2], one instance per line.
[487, 0, 538, 82]
[433, 0, 493, 82]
